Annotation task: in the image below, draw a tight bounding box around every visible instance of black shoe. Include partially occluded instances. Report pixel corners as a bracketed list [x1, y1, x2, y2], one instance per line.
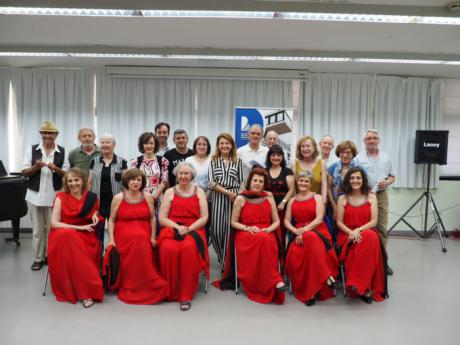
[305, 298, 316, 307]
[31, 261, 44, 271]
[386, 265, 394, 276]
[360, 295, 373, 304]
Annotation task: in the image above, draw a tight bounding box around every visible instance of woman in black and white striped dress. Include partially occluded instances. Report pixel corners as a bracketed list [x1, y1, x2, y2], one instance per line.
[209, 133, 244, 269]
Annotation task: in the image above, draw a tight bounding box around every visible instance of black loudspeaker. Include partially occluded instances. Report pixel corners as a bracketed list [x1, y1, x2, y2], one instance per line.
[414, 130, 449, 165]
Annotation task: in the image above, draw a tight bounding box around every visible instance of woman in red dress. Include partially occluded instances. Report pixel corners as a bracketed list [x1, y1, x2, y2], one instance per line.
[214, 167, 286, 304]
[336, 167, 388, 303]
[107, 168, 169, 304]
[48, 167, 104, 308]
[284, 171, 338, 306]
[158, 162, 209, 312]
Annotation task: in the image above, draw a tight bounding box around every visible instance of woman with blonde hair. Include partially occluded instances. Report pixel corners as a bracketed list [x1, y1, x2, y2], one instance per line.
[291, 136, 327, 204]
[208, 133, 244, 269]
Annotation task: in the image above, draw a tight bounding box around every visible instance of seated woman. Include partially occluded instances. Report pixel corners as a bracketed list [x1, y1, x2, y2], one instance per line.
[336, 167, 388, 303]
[158, 162, 209, 312]
[214, 167, 286, 305]
[284, 171, 338, 307]
[48, 167, 104, 308]
[107, 168, 169, 305]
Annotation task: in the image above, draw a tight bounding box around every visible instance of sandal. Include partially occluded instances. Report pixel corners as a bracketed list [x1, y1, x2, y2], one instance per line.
[180, 301, 192, 312]
[326, 276, 337, 289]
[82, 299, 95, 309]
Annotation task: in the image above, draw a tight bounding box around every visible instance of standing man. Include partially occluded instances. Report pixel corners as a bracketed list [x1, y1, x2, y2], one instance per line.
[237, 124, 269, 182]
[155, 122, 170, 156]
[264, 130, 280, 149]
[68, 127, 101, 173]
[22, 122, 68, 271]
[319, 135, 337, 168]
[356, 129, 396, 275]
[163, 129, 194, 186]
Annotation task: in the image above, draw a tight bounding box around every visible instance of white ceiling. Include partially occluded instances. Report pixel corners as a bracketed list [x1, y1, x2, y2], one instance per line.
[0, 0, 459, 77]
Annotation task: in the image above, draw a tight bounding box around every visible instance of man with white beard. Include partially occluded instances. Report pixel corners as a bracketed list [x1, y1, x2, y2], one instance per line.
[68, 127, 101, 173]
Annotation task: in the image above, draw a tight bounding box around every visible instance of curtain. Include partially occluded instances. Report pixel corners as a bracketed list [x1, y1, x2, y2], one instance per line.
[299, 73, 442, 188]
[195, 79, 292, 149]
[10, 68, 94, 170]
[97, 72, 195, 161]
[374, 77, 442, 188]
[0, 69, 10, 171]
[300, 73, 374, 148]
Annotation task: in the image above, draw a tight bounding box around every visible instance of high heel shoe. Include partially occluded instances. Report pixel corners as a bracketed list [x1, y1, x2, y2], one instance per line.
[326, 276, 337, 290]
[305, 293, 319, 307]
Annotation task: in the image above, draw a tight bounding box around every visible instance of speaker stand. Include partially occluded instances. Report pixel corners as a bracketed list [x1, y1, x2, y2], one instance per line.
[388, 164, 448, 253]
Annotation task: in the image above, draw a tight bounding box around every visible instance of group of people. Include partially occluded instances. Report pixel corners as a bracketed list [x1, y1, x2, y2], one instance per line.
[22, 120, 395, 310]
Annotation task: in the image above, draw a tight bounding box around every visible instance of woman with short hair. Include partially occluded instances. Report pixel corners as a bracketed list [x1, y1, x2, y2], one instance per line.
[214, 167, 286, 305]
[89, 133, 127, 220]
[107, 168, 169, 304]
[158, 162, 210, 311]
[129, 132, 169, 201]
[284, 171, 338, 307]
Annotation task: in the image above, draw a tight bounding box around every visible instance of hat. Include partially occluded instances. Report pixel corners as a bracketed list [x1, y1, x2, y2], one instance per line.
[39, 121, 59, 133]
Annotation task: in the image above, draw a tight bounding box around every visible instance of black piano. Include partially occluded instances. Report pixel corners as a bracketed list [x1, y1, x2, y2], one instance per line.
[0, 160, 27, 246]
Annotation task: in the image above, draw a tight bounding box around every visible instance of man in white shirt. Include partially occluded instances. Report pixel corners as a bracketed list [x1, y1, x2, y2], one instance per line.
[22, 122, 69, 271]
[237, 124, 269, 182]
[356, 129, 395, 274]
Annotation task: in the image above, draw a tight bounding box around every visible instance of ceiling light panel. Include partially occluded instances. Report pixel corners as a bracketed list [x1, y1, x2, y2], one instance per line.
[0, 7, 459, 25]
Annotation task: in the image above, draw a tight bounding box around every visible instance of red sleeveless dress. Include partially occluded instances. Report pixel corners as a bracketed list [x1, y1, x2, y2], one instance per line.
[157, 189, 210, 302]
[114, 197, 169, 304]
[48, 191, 104, 304]
[234, 198, 285, 304]
[285, 196, 338, 302]
[340, 200, 386, 302]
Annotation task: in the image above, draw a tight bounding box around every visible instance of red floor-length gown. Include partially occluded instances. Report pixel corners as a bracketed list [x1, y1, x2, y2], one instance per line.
[214, 194, 285, 304]
[48, 191, 104, 304]
[338, 199, 387, 301]
[285, 196, 338, 303]
[114, 196, 169, 304]
[157, 188, 210, 302]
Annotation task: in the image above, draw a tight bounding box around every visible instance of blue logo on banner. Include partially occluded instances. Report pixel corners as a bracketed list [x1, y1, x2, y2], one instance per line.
[235, 108, 264, 148]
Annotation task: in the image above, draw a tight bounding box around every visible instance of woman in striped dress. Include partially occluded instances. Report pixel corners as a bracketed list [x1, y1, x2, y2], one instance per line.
[209, 133, 244, 269]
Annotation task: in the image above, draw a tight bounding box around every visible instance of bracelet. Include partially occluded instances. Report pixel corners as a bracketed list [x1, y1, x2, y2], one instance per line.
[243, 225, 248, 231]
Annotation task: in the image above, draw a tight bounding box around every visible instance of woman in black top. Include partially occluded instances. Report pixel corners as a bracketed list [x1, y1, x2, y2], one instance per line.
[89, 133, 127, 220]
[265, 145, 295, 251]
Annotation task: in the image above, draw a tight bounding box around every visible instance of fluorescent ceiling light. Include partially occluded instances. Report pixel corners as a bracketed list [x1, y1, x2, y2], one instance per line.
[1, 52, 460, 65]
[0, 7, 459, 25]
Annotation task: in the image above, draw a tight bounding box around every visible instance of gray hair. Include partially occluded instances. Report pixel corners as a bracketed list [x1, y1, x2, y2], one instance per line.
[100, 133, 116, 145]
[364, 129, 379, 138]
[172, 161, 196, 181]
[78, 127, 95, 139]
[320, 134, 334, 144]
[296, 170, 313, 182]
[248, 124, 263, 134]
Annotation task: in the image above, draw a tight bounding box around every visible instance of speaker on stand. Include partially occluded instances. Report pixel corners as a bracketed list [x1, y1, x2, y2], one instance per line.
[388, 130, 449, 252]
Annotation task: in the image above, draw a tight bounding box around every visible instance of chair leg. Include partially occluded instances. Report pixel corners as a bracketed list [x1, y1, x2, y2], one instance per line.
[42, 268, 50, 296]
[340, 264, 346, 297]
[234, 245, 238, 295]
[203, 270, 208, 294]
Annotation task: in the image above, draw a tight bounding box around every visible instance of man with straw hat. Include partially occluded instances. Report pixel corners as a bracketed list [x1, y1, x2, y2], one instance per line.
[22, 121, 68, 271]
